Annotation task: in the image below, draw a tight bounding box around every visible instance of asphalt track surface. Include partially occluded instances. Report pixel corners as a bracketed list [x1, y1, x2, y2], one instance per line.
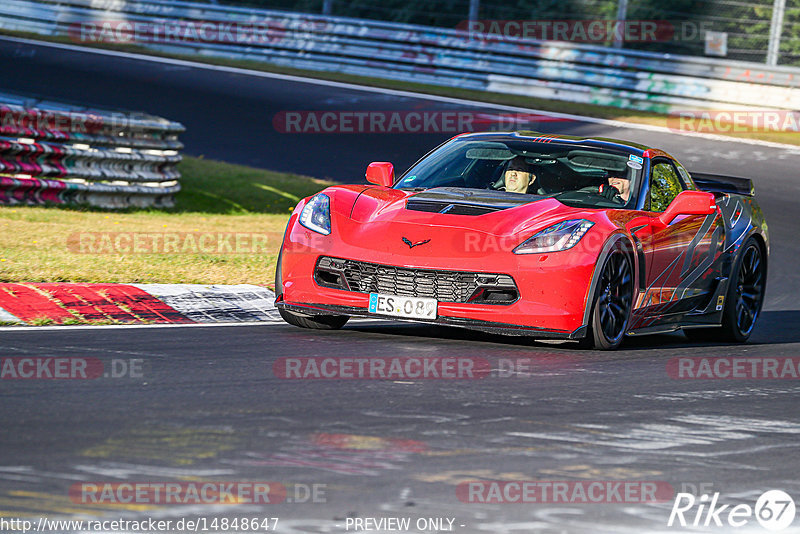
[1, 37, 800, 533]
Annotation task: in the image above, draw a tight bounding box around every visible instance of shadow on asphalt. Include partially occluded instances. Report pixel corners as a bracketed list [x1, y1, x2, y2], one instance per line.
[347, 322, 686, 352]
[749, 310, 800, 344]
[344, 309, 800, 352]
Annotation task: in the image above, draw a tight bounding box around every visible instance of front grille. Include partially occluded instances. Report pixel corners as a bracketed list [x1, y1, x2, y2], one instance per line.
[315, 256, 518, 304]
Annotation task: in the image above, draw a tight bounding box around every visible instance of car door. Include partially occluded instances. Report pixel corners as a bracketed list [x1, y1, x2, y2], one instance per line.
[635, 159, 723, 319]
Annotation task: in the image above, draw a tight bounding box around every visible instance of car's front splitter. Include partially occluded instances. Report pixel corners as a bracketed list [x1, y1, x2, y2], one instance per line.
[277, 300, 587, 340]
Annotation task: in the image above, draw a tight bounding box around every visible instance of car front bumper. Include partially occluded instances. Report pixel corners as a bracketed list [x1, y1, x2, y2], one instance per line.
[277, 221, 601, 338]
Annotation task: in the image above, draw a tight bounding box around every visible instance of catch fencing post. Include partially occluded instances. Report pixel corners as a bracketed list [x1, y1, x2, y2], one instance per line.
[613, 0, 629, 48]
[468, 0, 480, 24]
[766, 0, 786, 65]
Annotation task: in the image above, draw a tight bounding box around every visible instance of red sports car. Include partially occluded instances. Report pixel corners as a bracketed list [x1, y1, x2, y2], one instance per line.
[275, 132, 768, 349]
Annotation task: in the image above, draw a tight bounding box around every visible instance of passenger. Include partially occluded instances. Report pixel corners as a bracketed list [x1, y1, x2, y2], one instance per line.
[604, 174, 632, 202]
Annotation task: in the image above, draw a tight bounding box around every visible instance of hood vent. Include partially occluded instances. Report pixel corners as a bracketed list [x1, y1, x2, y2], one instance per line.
[403, 187, 539, 215]
[406, 199, 502, 216]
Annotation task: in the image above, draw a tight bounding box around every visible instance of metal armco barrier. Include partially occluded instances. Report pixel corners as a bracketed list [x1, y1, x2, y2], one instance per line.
[0, 91, 184, 208]
[2, 0, 800, 113]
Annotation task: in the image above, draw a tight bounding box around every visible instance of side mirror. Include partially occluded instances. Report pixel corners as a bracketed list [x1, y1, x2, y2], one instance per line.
[657, 190, 716, 226]
[365, 162, 394, 187]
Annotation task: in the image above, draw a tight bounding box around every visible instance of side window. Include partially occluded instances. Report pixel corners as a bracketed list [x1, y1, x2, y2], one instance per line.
[649, 162, 685, 212]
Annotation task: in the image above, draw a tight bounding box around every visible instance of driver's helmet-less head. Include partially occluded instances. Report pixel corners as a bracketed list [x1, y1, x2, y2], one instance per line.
[507, 156, 532, 173]
[503, 156, 536, 193]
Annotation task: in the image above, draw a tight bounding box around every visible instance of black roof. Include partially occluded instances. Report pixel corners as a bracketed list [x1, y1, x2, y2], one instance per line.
[455, 131, 653, 157]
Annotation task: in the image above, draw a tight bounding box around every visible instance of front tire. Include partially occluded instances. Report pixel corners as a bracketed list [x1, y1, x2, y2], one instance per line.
[581, 248, 634, 350]
[279, 308, 349, 330]
[685, 237, 765, 343]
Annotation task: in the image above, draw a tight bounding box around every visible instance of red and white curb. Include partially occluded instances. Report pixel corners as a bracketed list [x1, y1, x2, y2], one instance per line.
[0, 283, 279, 325]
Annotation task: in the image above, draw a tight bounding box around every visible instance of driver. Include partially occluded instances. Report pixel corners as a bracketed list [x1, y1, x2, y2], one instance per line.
[502, 156, 537, 194]
[601, 174, 631, 203]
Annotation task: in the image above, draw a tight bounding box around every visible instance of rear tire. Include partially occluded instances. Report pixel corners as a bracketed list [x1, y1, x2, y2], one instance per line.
[580, 248, 634, 350]
[278, 308, 349, 330]
[684, 237, 765, 343]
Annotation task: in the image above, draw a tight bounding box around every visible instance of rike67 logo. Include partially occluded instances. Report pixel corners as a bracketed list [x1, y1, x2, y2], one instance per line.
[669, 490, 796, 531]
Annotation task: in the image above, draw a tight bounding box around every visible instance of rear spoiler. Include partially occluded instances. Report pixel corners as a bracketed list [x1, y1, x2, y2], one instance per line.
[689, 172, 754, 197]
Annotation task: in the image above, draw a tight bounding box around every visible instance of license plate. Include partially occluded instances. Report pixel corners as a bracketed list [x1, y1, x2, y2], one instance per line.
[368, 293, 437, 319]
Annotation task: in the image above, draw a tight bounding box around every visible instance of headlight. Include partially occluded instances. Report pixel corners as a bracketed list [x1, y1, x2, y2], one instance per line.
[513, 219, 594, 254]
[298, 193, 331, 235]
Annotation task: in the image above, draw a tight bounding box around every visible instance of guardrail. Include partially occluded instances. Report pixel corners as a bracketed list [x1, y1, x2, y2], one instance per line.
[1, 0, 800, 113]
[0, 91, 184, 208]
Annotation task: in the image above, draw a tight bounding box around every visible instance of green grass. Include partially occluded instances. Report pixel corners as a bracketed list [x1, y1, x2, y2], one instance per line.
[5, 28, 800, 146]
[169, 156, 331, 214]
[0, 156, 331, 284]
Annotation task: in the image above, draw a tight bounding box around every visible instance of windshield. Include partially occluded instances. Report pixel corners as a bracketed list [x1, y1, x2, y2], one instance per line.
[396, 138, 642, 208]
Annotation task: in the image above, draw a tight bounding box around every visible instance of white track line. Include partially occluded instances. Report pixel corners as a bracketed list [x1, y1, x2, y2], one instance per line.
[5, 35, 800, 151]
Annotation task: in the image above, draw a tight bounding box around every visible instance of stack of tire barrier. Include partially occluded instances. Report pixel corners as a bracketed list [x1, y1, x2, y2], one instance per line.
[1, 0, 800, 112]
[0, 91, 184, 208]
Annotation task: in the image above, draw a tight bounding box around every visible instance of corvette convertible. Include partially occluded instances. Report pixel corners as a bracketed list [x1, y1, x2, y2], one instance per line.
[275, 132, 768, 349]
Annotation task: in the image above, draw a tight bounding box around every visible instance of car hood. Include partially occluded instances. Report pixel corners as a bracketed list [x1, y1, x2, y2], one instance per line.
[334, 186, 595, 254]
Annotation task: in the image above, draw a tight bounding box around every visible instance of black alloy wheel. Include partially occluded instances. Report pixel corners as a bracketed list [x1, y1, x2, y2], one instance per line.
[585, 249, 633, 350]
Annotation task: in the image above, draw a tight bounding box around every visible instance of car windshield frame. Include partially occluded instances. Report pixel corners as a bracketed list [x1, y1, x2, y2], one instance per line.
[394, 138, 643, 210]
